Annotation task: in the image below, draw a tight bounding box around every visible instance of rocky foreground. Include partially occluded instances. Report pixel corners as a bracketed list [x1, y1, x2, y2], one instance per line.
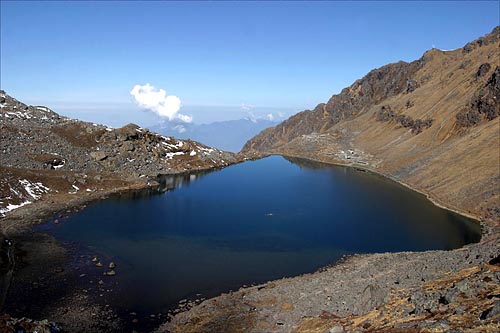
[159, 28, 500, 332]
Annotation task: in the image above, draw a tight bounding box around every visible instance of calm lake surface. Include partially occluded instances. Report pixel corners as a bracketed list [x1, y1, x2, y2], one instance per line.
[43, 155, 480, 315]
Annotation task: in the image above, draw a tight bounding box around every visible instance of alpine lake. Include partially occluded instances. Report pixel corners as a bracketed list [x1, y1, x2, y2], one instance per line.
[36, 155, 481, 329]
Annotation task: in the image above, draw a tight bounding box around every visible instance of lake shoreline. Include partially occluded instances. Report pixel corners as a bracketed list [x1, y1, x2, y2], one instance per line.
[0, 162, 247, 332]
[1, 155, 498, 332]
[159, 154, 500, 332]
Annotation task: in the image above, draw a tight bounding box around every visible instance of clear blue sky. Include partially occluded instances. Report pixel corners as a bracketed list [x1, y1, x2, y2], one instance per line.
[1, 1, 498, 126]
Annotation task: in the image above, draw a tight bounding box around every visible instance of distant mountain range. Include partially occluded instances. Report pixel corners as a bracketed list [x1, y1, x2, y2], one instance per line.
[150, 118, 277, 152]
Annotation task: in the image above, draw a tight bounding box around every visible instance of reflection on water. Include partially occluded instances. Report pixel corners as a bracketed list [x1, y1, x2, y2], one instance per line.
[41, 156, 481, 316]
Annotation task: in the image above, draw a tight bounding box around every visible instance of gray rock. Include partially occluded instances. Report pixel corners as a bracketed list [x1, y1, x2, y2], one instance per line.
[90, 151, 107, 161]
[106, 270, 116, 276]
[329, 324, 344, 333]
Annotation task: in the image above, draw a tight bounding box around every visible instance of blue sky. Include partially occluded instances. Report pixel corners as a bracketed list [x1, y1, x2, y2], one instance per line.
[1, 1, 498, 126]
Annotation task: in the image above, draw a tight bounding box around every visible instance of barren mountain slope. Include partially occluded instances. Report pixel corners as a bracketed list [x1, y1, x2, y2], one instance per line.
[243, 27, 500, 221]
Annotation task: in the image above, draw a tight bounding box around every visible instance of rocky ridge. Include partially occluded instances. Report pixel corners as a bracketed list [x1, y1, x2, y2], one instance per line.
[0, 90, 243, 217]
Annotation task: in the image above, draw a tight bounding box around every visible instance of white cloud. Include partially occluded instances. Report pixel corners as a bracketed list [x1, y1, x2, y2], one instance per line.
[130, 84, 192, 123]
[266, 113, 274, 121]
[173, 125, 186, 133]
[240, 103, 255, 111]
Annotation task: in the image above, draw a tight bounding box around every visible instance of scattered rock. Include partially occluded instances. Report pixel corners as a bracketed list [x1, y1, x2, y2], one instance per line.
[105, 270, 116, 276]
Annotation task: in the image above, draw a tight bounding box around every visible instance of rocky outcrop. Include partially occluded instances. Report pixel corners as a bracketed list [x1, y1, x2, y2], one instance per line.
[243, 26, 500, 221]
[457, 65, 500, 127]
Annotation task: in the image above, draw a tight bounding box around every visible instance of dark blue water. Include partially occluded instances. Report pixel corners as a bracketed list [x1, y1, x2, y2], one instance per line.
[43, 156, 480, 314]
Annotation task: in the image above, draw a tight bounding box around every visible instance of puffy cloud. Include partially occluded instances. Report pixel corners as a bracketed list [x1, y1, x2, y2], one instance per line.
[130, 84, 192, 123]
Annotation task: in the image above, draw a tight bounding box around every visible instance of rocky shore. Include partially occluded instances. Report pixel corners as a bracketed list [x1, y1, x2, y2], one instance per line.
[157, 156, 499, 333]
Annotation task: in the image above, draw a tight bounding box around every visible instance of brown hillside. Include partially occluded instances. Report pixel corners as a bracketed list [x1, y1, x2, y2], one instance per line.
[243, 27, 500, 221]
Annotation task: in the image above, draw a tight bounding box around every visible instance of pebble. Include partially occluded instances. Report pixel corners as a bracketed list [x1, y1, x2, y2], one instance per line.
[109, 262, 116, 269]
[95, 262, 103, 267]
[106, 270, 116, 276]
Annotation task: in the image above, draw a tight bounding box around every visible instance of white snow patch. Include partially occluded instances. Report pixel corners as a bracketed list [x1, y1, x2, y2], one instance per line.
[72, 185, 80, 191]
[0, 201, 32, 215]
[19, 179, 50, 200]
[165, 152, 185, 159]
[190, 150, 197, 156]
[199, 147, 215, 155]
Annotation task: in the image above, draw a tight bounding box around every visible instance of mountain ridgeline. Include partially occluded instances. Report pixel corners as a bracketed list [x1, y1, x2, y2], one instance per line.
[243, 27, 500, 220]
[150, 118, 277, 152]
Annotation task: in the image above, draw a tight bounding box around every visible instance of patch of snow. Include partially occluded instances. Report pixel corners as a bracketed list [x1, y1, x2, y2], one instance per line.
[165, 152, 185, 159]
[199, 147, 214, 154]
[0, 201, 32, 215]
[19, 179, 49, 200]
[190, 150, 196, 156]
[72, 185, 80, 191]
